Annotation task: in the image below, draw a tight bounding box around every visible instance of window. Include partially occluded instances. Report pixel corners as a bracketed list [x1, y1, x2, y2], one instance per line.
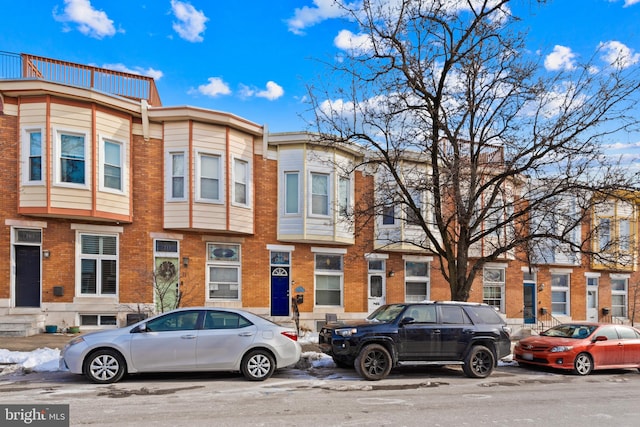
[59, 132, 86, 184]
[311, 173, 329, 215]
[199, 153, 220, 201]
[315, 254, 343, 306]
[25, 130, 42, 182]
[551, 273, 570, 315]
[154, 239, 180, 313]
[207, 243, 240, 300]
[169, 152, 186, 199]
[619, 219, 630, 252]
[382, 205, 395, 225]
[338, 176, 350, 217]
[203, 311, 252, 329]
[285, 172, 299, 214]
[483, 268, 505, 312]
[406, 189, 422, 226]
[405, 261, 429, 302]
[146, 310, 200, 332]
[79, 234, 117, 295]
[233, 158, 248, 205]
[611, 277, 628, 318]
[598, 218, 611, 251]
[80, 314, 117, 327]
[102, 140, 122, 191]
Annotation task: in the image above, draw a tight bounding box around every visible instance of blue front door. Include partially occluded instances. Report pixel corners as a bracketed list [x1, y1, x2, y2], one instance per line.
[270, 267, 289, 316]
[523, 282, 536, 324]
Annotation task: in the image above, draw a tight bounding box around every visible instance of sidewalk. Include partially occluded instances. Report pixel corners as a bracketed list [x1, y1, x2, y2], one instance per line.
[0, 333, 75, 352]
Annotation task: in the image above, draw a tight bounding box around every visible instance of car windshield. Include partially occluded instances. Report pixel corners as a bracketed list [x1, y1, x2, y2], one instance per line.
[540, 324, 597, 339]
[367, 304, 406, 322]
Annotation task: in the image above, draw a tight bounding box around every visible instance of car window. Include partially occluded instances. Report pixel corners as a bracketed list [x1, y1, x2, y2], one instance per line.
[440, 306, 471, 324]
[368, 304, 406, 322]
[616, 326, 640, 339]
[596, 326, 619, 340]
[403, 305, 436, 323]
[146, 311, 200, 332]
[203, 311, 252, 330]
[465, 305, 504, 325]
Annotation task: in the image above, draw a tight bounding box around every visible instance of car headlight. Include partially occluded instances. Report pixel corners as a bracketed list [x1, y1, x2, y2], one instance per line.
[335, 328, 357, 337]
[550, 345, 573, 353]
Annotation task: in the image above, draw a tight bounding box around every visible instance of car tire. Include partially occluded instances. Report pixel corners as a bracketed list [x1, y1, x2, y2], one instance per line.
[83, 349, 126, 384]
[354, 343, 392, 381]
[573, 352, 593, 376]
[241, 349, 275, 381]
[462, 345, 495, 378]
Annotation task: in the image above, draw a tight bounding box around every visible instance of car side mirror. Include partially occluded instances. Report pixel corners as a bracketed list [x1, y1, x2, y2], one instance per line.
[131, 323, 147, 333]
[593, 335, 608, 342]
[400, 317, 415, 325]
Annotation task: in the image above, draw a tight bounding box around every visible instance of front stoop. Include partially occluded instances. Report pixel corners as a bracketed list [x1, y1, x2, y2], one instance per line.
[0, 314, 45, 337]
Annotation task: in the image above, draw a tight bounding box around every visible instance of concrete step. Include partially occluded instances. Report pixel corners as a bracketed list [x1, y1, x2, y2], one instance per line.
[0, 314, 45, 337]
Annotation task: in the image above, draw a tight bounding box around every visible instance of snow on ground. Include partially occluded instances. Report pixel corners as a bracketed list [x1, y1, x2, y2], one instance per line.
[0, 332, 332, 375]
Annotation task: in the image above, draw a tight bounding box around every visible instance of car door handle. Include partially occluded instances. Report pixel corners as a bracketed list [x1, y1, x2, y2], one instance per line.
[433, 329, 441, 334]
[181, 334, 196, 339]
[238, 332, 254, 337]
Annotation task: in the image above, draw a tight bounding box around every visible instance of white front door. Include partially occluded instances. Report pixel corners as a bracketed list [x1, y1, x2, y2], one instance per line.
[587, 287, 598, 322]
[368, 273, 385, 313]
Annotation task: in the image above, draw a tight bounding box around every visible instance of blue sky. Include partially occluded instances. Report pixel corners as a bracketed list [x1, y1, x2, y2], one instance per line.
[1, 0, 640, 147]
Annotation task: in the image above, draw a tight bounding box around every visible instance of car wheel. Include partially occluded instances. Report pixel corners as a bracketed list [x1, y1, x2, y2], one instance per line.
[462, 345, 495, 378]
[241, 349, 275, 381]
[354, 343, 392, 381]
[573, 352, 593, 376]
[83, 349, 126, 384]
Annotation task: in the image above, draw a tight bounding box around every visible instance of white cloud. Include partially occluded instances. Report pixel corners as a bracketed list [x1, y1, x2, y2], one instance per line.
[599, 40, 640, 69]
[191, 77, 231, 97]
[623, 0, 640, 7]
[171, 0, 208, 42]
[101, 63, 164, 80]
[240, 81, 284, 100]
[334, 30, 373, 54]
[53, 0, 117, 39]
[544, 45, 576, 71]
[286, 0, 354, 35]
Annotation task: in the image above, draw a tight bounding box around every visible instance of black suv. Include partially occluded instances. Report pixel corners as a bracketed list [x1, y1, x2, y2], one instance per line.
[318, 302, 511, 380]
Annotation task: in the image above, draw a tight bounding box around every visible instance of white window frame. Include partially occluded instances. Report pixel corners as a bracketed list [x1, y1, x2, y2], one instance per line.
[310, 172, 330, 217]
[166, 150, 187, 201]
[382, 205, 395, 226]
[206, 243, 241, 301]
[611, 276, 628, 318]
[196, 151, 223, 203]
[405, 188, 423, 226]
[232, 157, 250, 207]
[404, 255, 432, 302]
[99, 136, 124, 193]
[284, 171, 300, 215]
[551, 271, 571, 316]
[79, 314, 118, 328]
[76, 232, 119, 297]
[338, 176, 351, 218]
[312, 247, 345, 307]
[21, 127, 45, 185]
[54, 128, 88, 188]
[483, 265, 506, 313]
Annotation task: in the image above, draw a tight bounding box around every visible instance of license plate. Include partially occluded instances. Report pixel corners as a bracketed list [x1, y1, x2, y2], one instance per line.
[522, 353, 533, 361]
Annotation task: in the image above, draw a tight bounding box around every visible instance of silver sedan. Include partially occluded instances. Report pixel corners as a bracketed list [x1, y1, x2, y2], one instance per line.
[61, 307, 301, 383]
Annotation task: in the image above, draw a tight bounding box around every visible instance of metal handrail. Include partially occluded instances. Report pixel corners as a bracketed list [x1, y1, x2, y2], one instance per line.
[0, 51, 161, 106]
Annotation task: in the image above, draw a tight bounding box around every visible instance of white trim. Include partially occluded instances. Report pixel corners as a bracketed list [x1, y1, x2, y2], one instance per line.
[53, 127, 90, 189]
[267, 244, 295, 251]
[231, 156, 251, 207]
[165, 149, 188, 202]
[485, 262, 508, 269]
[71, 223, 123, 233]
[610, 273, 631, 279]
[365, 253, 389, 260]
[6, 219, 47, 228]
[195, 150, 224, 204]
[311, 247, 347, 254]
[584, 272, 601, 278]
[521, 266, 538, 272]
[550, 268, 573, 274]
[150, 232, 184, 240]
[402, 255, 434, 262]
[98, 135, 125, 194]
[21, 126, 45, 185]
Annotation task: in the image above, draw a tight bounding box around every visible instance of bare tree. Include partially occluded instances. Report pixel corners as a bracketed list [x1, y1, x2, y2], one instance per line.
[307, 0, 640, 301]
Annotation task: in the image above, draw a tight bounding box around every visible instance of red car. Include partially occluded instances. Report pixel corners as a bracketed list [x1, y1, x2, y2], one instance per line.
[514, 323, 640, 375]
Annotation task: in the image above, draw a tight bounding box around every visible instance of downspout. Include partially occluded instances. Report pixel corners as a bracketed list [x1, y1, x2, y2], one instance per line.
[141, 99, 149, 142]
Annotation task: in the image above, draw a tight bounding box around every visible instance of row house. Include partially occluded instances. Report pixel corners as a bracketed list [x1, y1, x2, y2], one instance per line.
[0, 53, 638, 335]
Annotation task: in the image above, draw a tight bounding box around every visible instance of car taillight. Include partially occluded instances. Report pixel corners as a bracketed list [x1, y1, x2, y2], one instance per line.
[281, 331, 298, 341]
